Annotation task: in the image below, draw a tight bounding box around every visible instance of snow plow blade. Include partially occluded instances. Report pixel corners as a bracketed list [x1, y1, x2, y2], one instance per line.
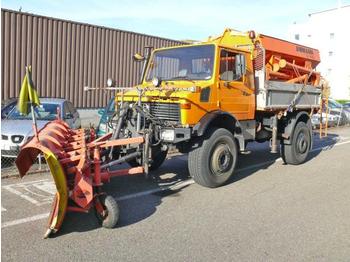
[16, 120, 73, 238]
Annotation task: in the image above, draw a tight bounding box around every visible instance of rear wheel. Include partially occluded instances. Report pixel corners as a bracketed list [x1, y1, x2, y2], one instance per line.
[188, 128, 238, 188]
[281, 121, 311, 165]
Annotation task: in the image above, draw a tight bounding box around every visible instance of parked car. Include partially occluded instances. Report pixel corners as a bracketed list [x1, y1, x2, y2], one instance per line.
[311, 99, 350, 128]
[311, 112, 338, 128]
[327, 99, 350, 126]
[1, 98, 81, 157]
[343, 102, 350, 110]
[96, 97, 115, 137]
[1, 98, 17, 119]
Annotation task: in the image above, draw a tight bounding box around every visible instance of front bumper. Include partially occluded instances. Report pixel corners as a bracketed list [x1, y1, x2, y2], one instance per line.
[160, 127, 191, 143]
[1, 142, 21, 157]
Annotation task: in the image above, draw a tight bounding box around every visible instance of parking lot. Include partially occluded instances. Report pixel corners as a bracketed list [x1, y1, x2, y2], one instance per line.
[2, 126, 350, 261]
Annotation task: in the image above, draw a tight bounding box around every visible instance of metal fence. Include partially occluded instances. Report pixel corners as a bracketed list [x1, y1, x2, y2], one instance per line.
[1, 154, 49, 178]
[1, 8, 183, 108]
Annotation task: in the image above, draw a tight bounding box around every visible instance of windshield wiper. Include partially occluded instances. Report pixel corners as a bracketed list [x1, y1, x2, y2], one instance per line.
[166, 76, 195, 83]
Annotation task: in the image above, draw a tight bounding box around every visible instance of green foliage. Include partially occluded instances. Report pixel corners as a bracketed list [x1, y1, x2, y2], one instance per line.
[336, 99, 350, 104]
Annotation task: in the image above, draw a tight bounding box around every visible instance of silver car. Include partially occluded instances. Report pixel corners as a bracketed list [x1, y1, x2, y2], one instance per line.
[1, 98, 81, 157]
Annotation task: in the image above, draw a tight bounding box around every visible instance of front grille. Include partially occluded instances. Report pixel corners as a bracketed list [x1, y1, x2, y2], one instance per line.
[11, 135, 24, 144]
[149, 102, 181, 123]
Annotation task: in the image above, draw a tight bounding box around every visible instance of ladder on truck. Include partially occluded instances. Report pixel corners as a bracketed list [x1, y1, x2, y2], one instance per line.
[319, 82, 330, 138]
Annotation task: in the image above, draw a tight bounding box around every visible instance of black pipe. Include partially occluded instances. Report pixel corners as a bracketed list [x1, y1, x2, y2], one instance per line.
[108, 103, 129, 159]
[140, 46, 153, 83]
[101, 151, 141, 170]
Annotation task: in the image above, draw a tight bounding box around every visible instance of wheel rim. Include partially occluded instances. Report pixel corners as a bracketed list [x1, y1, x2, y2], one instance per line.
[296, 131, 308, 154]
[210, 143, 233, 176]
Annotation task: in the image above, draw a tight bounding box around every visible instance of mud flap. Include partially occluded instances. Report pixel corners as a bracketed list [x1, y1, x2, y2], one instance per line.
[16, 146, 68, 238]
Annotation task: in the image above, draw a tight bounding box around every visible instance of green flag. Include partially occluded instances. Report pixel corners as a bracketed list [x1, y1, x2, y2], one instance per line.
[17, 66, 40, 115]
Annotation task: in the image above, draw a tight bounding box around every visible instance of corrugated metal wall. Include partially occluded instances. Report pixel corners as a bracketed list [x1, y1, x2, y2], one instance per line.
[1, 8, 183, 108]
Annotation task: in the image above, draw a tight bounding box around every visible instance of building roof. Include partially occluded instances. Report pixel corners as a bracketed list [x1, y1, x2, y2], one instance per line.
[308, 4, 350, 16]
[1, 8, 182, 43]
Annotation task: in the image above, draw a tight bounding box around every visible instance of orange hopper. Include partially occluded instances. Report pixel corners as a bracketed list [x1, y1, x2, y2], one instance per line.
[258, 34, 321, 85]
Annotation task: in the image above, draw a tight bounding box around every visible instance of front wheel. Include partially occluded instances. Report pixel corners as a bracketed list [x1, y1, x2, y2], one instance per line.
[95, 195, 119, 229]
[188, 128, 238, 188]
[281, 121, 311, 165]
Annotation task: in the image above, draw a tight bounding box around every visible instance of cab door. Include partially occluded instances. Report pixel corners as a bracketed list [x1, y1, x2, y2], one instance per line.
[218, 49, 254, 120]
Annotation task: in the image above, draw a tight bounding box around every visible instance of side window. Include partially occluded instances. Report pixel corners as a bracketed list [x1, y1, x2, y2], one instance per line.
[219, 50, 243, 82]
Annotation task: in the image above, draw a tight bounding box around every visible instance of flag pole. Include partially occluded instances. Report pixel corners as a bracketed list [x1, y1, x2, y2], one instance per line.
[26, 66, 39, 142]
[31, 101, 39, 142]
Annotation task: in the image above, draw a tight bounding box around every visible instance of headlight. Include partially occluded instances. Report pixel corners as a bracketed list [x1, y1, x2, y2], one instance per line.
[152, 77, 161, 87]
[160, 129, 175, 142]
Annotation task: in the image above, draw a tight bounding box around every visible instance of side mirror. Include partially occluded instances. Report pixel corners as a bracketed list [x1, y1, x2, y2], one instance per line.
[235, 54, 246, 77]
[133, 53, 145, 62]
[97, 109, 105, 116]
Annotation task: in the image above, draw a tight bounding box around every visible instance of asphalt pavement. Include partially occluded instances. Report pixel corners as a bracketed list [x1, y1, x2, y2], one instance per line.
[1, 126, 350, 261]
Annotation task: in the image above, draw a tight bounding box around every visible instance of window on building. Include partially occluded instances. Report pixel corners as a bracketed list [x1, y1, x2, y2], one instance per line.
[294, 34, 300, 40]
[329, 51, 333, 56]
[330, 33, 334, 39]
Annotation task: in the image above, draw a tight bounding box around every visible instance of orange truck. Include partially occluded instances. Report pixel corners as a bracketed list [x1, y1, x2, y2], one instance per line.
[16, 28, 323, 237]
[104, 28, 322, 188]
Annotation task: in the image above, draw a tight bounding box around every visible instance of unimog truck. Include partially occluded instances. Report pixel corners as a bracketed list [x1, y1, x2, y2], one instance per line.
[16, 28, 323, 237]
[103, 28, 321, 188]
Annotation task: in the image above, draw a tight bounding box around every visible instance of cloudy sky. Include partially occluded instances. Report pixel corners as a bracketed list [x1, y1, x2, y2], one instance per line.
[2, 0, 349, 40]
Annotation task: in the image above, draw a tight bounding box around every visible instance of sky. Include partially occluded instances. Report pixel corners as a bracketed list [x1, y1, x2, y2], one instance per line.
[1, 0, 349, 41]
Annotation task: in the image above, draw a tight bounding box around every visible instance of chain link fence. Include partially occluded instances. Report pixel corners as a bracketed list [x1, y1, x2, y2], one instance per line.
[1, 153, 49, 178]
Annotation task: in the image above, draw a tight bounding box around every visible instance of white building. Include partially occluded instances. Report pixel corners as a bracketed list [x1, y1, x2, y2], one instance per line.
[288, 5, 350, 100]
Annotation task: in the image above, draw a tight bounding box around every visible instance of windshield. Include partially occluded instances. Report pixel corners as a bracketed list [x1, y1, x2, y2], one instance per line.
[146, 45, 215, 81]
[7, 103, 59, 120]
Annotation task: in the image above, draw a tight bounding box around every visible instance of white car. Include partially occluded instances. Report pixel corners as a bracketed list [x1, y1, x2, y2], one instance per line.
[311, 112, 338, 128]
[1, 98, 81, 157]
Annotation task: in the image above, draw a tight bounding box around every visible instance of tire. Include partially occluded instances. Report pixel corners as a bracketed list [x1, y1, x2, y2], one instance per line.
[188, 128, 238, 188]
[281, 121, 311, 165]
[95, 195, 119, 229]
[128, 146, 168, 171]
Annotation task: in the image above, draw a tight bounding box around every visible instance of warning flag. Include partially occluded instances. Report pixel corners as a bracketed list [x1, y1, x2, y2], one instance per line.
[17, 66, 40, 115]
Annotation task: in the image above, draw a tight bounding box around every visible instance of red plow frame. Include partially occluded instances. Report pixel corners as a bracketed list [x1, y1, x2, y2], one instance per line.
[16, 120, 144, 238]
